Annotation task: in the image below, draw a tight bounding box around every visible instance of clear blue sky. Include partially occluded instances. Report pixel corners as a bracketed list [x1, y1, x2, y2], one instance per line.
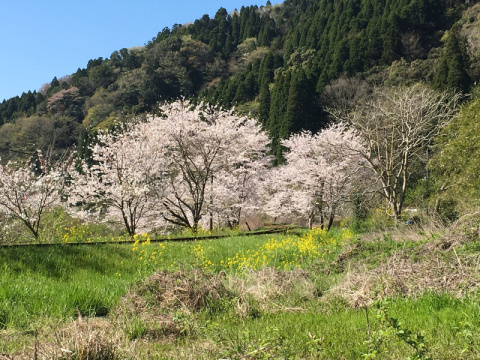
[0, 0, 267, 102]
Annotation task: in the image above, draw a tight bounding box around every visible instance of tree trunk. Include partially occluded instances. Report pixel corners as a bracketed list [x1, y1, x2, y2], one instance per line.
[327, 213, 334, 231]
[23, 220, 40, 242]
[209, 174, 213, 231]
[391, 202, 402, 223]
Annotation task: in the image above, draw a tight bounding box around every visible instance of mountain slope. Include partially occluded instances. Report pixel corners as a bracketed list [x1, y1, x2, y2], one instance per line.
[0, 0, 472, 162]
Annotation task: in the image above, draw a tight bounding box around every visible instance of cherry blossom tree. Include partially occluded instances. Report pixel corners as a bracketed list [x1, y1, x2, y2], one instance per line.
[207, 121, 272, 229]
[46, 87, 81, 115]
[262, 165, 305, 224]
[153, 101, 271, 232]
[0, 152, 66, 241]
[68, 122, 168, 236]
[68, 100, 271, 234]
[263, 124, 366, 230]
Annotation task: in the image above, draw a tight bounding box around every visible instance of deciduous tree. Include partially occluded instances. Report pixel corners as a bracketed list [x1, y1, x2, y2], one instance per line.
[263, 124, 366, 230]
[429, 96, 480, 214]
[328, 84, 460, 221]
[155, 101, 270, 232]
[0, 152, 67, 240]
[208, 119, 271, 229]
[69, 100, 271, 234]
[68, 122, 167, 236]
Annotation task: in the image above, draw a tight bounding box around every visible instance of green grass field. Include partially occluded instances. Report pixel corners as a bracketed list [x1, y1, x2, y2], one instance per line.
[0, 227, 479, 359]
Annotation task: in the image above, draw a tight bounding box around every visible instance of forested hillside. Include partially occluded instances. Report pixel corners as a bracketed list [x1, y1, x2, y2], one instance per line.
[1, 0, 479, 216]
[0, 0, 472, 160]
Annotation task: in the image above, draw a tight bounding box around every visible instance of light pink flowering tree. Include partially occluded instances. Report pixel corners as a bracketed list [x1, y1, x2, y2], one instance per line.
[68, 100, 271, 235]
[0, 152, 66, 241]
[153, 101, 271, 232]
[207, 119, 272, 229]
[68, 122, 168, 236]
[263, 124, 366, 230]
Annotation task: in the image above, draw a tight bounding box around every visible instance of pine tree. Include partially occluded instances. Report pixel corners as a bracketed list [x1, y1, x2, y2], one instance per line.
[239, 6, 249, 41]
[433, 25, 470, 93]
[267, 71, 290, 139]
[283, 70, 302, 137]
[259, 18, 276, 47]
[259, 52, 275, 87]
[258, 81, 271, 124]
[381, 13, 402, 64]
[231, 11, 240, 45]
[50, 77, 60, 88]
[225, 33, 234, 57]
[244, 72, 257, 101]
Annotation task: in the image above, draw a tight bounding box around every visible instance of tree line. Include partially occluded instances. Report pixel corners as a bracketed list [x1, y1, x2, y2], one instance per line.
[0, 87, 461, 241]
[0, 0, 479, 229]
[0, 0, 471, 162]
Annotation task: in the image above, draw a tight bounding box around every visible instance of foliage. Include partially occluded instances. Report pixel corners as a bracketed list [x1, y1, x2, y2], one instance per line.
[0, 115, 80, 163]
[363, 300, 432, 359]
[0, 0, 471, 165]
[433, 24, 471, 93]
[429, 97, 480, 214]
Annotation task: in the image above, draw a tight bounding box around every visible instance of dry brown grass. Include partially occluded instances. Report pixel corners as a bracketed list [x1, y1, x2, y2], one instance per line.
[440, 211, 480, 248]
[226, 267, 316, 316]
[48, 318, 118, 360]
[329, 225, 480, 308]
[360, 220, 444, 245]
[0, 355, 15, 360]
[4, 317, 119, 360]
[111, 269, 232, 345]
[130, 269, 229, 313]
[226, 267, 314, 301]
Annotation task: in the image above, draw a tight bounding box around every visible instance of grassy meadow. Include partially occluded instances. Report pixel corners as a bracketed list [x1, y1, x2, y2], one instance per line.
[0, 224, 479, 359]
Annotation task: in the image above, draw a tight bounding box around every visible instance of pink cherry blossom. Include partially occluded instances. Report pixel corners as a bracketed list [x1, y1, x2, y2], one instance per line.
[0, 152, 67, 240]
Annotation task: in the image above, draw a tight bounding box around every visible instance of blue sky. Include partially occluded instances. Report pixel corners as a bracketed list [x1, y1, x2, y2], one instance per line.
[0, 0, 267, 102]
